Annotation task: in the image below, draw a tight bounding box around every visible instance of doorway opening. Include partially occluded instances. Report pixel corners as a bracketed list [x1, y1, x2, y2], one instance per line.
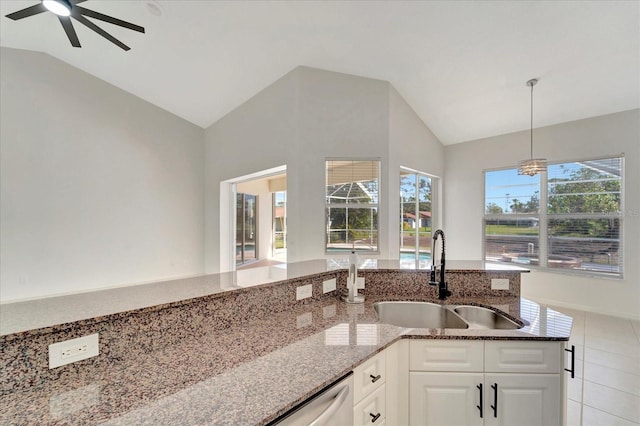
[235, 193, 257, 266]
[222, 165, 287, 271]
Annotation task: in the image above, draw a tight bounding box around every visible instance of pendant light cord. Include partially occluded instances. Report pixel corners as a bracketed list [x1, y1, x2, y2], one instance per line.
[530, 80, 534, 159]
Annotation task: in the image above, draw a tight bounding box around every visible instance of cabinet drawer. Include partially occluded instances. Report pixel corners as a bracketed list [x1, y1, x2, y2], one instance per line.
[354, 350, 386, 403]
[354, 384, 386, 426]
[410, 340, 484, 372]
[485, 341, 562, 373]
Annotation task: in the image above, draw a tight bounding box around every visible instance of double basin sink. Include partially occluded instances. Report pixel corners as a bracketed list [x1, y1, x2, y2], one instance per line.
[374, 301, 522, 330]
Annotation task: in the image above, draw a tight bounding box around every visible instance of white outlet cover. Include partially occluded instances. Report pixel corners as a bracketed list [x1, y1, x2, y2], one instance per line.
[49, 333, 99, 369]
[296, 312, 312, 328]
[296, 284, 312, 300]
[491, 278, 510, 290]
[356, 277, 365, 289]
[322, 278, 337, 293]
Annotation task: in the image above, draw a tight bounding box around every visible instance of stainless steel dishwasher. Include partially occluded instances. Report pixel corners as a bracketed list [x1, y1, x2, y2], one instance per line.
[271, 373, 353, 426]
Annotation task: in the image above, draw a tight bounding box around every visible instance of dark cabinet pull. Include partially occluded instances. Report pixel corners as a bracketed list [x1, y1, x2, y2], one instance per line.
[369, 412, 381, 423]
[370, 374, 381, 383]
[476, 383, 483, 418]
[491, 383, 498, 418]
[564, 345, 576, 379]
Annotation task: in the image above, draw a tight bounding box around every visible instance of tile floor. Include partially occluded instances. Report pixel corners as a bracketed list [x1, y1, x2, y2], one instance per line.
[548, 305, 640, 426]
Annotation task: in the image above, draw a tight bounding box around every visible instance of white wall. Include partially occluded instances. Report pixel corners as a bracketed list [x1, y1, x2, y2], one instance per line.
[388, 86, 446, 259]
[0, 48, 205, 302]
[204, 67, 444, 271]
[444, 109, 640, 319]
[204, 68, 298, 272]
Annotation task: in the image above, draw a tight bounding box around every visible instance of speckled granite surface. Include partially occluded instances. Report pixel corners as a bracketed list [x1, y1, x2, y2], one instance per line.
[0, 259, 525, 336]
[1, 262, 568, 426]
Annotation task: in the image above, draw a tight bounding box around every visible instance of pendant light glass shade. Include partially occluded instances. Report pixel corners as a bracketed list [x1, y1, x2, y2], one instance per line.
[518, 158, 547, 176]
[518, 78, 547, 176]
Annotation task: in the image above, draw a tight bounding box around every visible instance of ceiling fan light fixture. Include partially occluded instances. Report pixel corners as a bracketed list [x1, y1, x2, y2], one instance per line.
[517, 78, 547, 176]
[42, 0, 72, 17]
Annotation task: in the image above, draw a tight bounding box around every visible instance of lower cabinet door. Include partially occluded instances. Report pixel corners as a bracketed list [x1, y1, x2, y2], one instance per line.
[483, 374, 560, 426]
[409, 372, 484, 426]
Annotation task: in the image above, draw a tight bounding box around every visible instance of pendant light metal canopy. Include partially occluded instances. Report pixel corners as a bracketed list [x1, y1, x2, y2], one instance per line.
[518, 78, 547, 176]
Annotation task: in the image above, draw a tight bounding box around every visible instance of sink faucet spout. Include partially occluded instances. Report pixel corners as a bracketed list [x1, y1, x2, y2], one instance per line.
[429, 229, 451, 300]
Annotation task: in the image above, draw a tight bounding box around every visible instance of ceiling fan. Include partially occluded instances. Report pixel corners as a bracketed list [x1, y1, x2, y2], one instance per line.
[5, 0, 145, 51]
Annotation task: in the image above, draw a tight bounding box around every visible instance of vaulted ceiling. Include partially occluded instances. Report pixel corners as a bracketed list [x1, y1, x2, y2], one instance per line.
[1, 0, 638, 144]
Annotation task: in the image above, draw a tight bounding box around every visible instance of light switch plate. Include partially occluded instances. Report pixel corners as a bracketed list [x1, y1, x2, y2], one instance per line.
[49, 333, 99, 369]
[296, 284, 313, 300]
[322, 278, 337, 293]
[491, 278, 510, 290]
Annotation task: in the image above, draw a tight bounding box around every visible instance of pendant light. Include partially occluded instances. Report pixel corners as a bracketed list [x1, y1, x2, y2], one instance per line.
[518, 78, 547, 176]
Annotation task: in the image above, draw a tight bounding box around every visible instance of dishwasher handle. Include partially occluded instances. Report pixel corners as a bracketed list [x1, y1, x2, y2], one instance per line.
[308, 383, 350, 426]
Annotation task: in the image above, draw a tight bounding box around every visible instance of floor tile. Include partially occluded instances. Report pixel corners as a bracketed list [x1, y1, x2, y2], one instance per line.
[583, 381, 640, 423]
[584, 362, 640, 396]
[631, 320, 640, 343]
[582, 405, 640, 426]
[585, 314, 637, 343]
[584, 347, 640, 375]
[585, 334, 640, 358]
[553, 307, 640, 425]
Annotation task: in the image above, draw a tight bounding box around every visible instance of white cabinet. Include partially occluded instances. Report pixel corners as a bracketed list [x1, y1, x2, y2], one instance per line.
[483, 373, 560, 426]
[354, 385, 386, 426]
[353, 350, 386, 425]
[409, 340, 563, 426]
[410, 372, 484, 426]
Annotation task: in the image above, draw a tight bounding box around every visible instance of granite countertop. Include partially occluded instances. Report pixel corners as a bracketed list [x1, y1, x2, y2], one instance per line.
[1, 294, 571, 425]
[0, 259, 527, 336]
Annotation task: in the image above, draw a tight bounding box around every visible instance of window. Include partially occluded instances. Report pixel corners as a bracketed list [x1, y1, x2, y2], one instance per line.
[326, 159, 380, 252]
[400, 170, 433, 266]
[484, 156, 623, 277]
[273, 191, 286, 252]
[236, 193, 257, 266]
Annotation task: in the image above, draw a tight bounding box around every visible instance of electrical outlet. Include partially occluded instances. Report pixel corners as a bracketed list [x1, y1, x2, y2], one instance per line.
[491, 278, 510, 290]
[49, 333, 99, 369]
[322, 278, 337, 293]
[61, 344, 88, 359]
[323, 304, 336, 318]
[296, 284, 312, 300]
[296, 312, 312, 328]
[356, 277, 365, 289]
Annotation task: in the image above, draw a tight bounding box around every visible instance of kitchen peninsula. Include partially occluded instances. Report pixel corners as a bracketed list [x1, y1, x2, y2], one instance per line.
[0, 260, 572, 425]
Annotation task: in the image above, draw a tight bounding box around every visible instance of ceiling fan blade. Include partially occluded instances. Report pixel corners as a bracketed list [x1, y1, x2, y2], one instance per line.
[5, 3, 47, 20]
[58, 16, 81, 48]
[72, 14, 130, 51]
[74, 6, 145, 33]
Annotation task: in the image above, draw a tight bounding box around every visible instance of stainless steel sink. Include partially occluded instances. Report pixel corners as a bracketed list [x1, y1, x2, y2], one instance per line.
[452, 305, 522, 330]
[373, 301, 523, 330]
[373, 301, 468, 329]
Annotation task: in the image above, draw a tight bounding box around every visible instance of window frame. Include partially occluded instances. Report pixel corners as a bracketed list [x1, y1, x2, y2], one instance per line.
[325, 158, 381, 254]
[400, 168, 436, 266]
[483, 155, 624, 279]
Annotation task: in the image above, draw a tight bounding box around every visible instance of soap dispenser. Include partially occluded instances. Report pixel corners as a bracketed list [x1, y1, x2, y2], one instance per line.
[342, 247, 364, 304]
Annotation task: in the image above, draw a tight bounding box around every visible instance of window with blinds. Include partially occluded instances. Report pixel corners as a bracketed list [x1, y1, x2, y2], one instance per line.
[484, 156, 623, 277]
[326, 159, 380, 252]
